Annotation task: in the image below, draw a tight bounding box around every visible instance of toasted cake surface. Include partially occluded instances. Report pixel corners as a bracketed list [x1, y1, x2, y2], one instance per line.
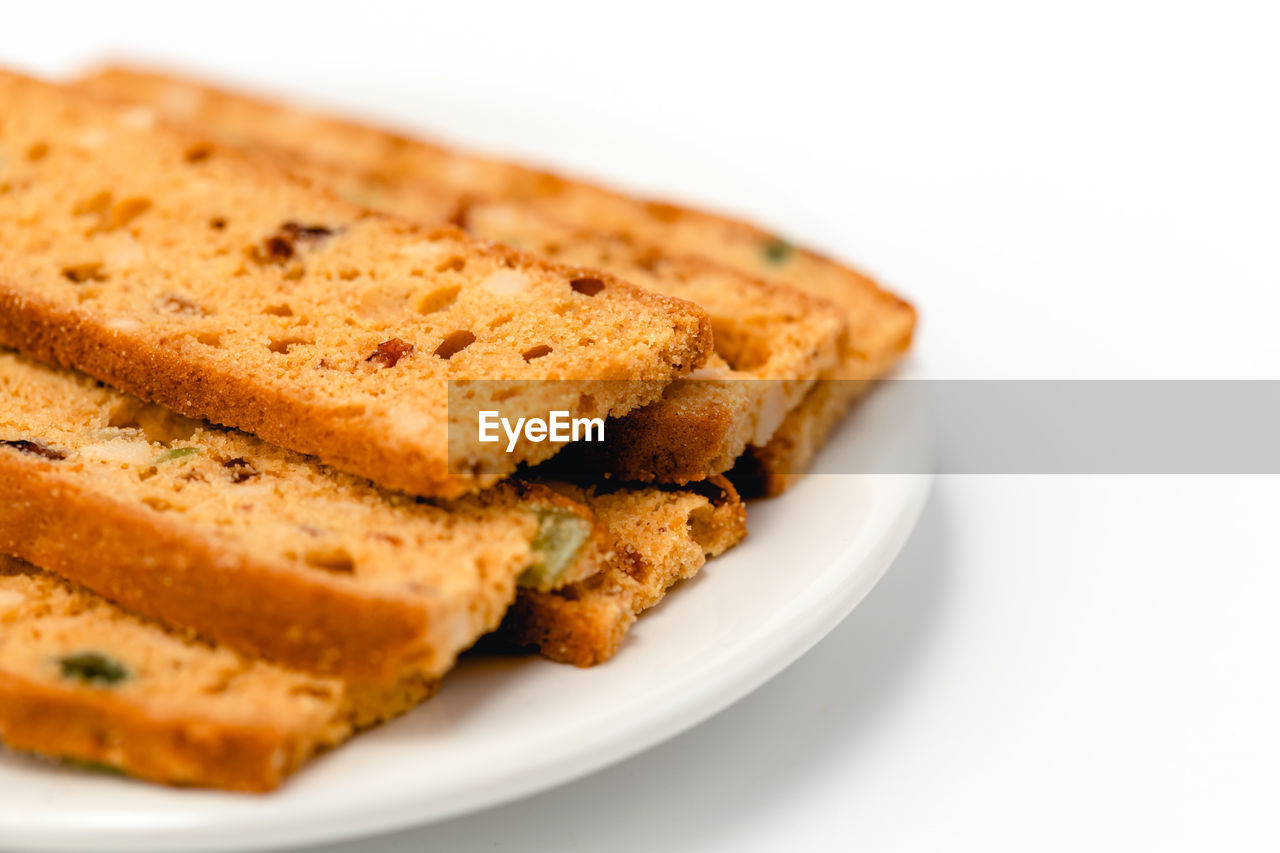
[71, 68, 856, 482]
[0, 349, 608, 681]
[460, 205, 837, 480]
[73, 67, 908, 372]
[504, 476, 747, 666]
[0, 557, 438, 791]
[0, 70, 711, 498]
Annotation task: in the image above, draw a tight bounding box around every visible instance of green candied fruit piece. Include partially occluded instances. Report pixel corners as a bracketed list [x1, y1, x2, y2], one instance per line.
[152, 446, 201, 466]
[763, 237, 794, 265]
[59, 651, 129, 686]
[519, 507, 592, 589]
[59, 756, 127, 777]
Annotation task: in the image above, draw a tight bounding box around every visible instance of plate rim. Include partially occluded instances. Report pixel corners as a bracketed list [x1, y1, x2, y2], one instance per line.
[0, 74, 932, 852]
[0, 473, 932, 852]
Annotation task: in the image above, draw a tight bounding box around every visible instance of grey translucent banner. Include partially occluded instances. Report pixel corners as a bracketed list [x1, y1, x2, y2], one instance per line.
[447, 379, 1280, 475]
[908, 380, 1280, 475]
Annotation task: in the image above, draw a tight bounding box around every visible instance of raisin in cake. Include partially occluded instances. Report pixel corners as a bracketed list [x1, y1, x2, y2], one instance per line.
[70, 68, 861, 484]
[0, 70, 712, 499]
[0, 349, 608, 682]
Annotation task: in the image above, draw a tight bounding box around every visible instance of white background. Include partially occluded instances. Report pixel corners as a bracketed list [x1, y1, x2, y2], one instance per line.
[5, 1, 1280, 850]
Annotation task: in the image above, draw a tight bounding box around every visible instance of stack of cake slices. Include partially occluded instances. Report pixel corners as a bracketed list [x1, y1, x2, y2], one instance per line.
[0, 67, 915, 791]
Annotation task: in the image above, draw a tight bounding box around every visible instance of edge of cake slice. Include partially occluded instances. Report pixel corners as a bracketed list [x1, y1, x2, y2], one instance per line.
[68, 68, 858, 484]
[0, 556, 437, 791]
[501, 476, 747, 666]
[0, 69, 712, 499]
[0, 349, 609, 682]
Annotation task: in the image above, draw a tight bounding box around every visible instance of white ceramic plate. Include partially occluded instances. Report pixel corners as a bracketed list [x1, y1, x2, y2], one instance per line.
[0, 76, 932, 851]
[1, 405, 931, 852]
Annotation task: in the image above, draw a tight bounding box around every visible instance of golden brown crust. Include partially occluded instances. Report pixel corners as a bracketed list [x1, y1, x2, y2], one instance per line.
[74, 67, 910, 383]
[549, 370, 755, 483]
[0, 559, 441, 790]
[0, 456, 431, 681]
[69, 67, 860, 483]
[0, 671, 297, 792]
[0, 69, 712, 499]
[0, 351, 608, 682]
[502, 476, 748, 666]
[499, 594, 634, 669]
[0, 290, 459, 499]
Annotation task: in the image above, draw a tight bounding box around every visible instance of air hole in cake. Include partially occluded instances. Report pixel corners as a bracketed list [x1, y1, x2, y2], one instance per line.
[209, 217, 226, 230]
[687, 504, 722, 546]
[26, 141, 49, 162]
[262, 303, 294, 317]
[183, 142, 214, 163]
[570, 277, 606, 296]
[61, 262, 107, 283]
[339, 268, 360, 281]
[73, 190, 112, 218]
[268, 337, 313, 355]
[620, 547, 649, 582]
[541, 242, 562, 256]
[434, 330, 476, 360]
[522, 345, 553, 362]
[141, 497, 172, 513]
[356, 284, 417, 320]
[435, 256, 466, 273]
[97, 197, 152, 234]
[418, 284, 461, 314]
[491, 387, 520, 403]
[487, 313, 513, 329]
[193, 331, 222, 348]
[366, 338, 415, 368]
[304, 547, 355, 574]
